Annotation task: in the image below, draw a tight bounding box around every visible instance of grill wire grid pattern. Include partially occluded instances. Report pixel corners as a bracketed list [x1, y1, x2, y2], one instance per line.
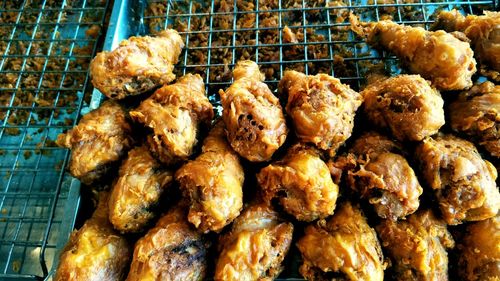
[0, 0, 110, 279]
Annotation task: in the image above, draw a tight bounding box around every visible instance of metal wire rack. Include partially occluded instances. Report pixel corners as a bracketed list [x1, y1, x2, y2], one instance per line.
[0, 0, 110, 279]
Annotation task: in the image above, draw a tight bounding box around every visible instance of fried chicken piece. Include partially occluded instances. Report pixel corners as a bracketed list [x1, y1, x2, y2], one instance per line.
[361, 74, 445, 141]
[333, 132, 423, 220]
[90, 29, 184, 99]
[257, 144, 338, 222]
[415, 134, 500, 225]
[127, 203, 209, 281]
[108, 145, 174, 233]
[56, 101, 133, 184]
[457, 215, 500, 281]
[130, 74, 213, 165]
[431, 10, 499, 80]
[376, 209, 455, 281]
[55, 192, 131, 281]
[175, 122, 244, 233]
[279, 70, 363, 156]
[215, 202, 294, 281]
[296, 202, 385, 281]
[449, 81, 500, 158]
[350, 14, 476, 91]
[219, 60, 288, 162]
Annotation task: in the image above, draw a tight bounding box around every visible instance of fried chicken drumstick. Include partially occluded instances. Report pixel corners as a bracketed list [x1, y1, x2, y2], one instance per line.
[279, 70, 363, 156]
[257, 144, 339, 222]
[55, 193, 131, 281]
[126, 203, 209, 281]
[108, 145, 174, 233]
[376, 209, 455, 281]
[130, 74, 213, 165]
[215, 203, 294, 281]
[361, 75, 445, 141]
[219, 60, 288, 162]
[90, 29, 184, 99]
[350, 14, 476, 91]
[415, 134, 500, 225]
[296, 202, 385, 281]
[175, 122, 244, 233]
[56, 101, 133, 184]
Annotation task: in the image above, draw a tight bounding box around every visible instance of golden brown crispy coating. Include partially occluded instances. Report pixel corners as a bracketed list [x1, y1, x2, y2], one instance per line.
[108, 145, 174, 233]
[257, 144, 339, 221]
[334, 132, 423, 220]
[127, 203, 209, 281]
[55, 193, 131, 281]
[350, 14, 476, 91]
[361, 75, 445, 141]
[449, 81, 500, 158]
[56, 101, 133, 184]
[457, 215, 500, 281]
[219, 60, 288, 162]
[175, 122, 244, 233]
[215, 202, 294, 281]
[431, 10, 499, 80]
[376, 209, 455, 281]
[296, 202, 385, 281]
[90, 29, 184, 99]
[415, 134, 500, 225]
[130, 74, 214, 165]
[279, 70, 363, 156]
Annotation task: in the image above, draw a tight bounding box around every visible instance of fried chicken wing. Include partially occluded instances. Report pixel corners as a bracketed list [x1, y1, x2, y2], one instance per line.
[415, 134, 500, 225]
[175, 122, 244, 233]
[90, 29, 184, 99]
[376, 209, 455, 281]
[56, 101, 133, 184]
[350, 14, 476, 91]
[108, 145, 174, 233]
[296, 202, 384, 281]
[257, 144, 339, 221]
[361, 75, 445, 141]
[215, 202, 294, 281]
[332, 132, 423, 220]
[130, 74, 213, 165]
[449, 81, 500, 158]
[457, 215, 500, 281]
[279, 70, 363, 156]
[219, 60, 288, 162]
[431, 10, 499, 80]
[127, 203, 209, 281]
[55, 193, 131, 281]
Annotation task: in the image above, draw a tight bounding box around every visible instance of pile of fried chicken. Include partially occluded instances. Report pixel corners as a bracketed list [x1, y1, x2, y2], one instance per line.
[54, 9, 499, 281]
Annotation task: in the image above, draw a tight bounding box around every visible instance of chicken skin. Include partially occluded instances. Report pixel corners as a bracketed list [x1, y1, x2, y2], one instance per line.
[296, 202, 385, 281]
[449, 81, 500, 158]
[415, 134, 500, 225]
[127, 203, 209, 281]
[350, 14, 476, 91]
[215, 203, 294, 281]
[219, 60, 288, 162]
[130, 74, 213, 165]
[56, 101, 134, 184]
[55, 192, 131, 281]
[376, 209, 455, 281]
[108, 145, 174, 233]
[279, 70, 363, 156]
[431, 10, 499, 80]
[361, 75, 445, 141]
[457, 215, 500, 281]
[90, 29, 184, 99]
[175, 122, 244, 233]
[331, 132, 423, 220]
[257, 144, 339, 222]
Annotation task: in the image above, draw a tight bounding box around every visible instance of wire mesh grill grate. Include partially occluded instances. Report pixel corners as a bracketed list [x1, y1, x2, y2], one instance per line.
[0, 0, 110, 278]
